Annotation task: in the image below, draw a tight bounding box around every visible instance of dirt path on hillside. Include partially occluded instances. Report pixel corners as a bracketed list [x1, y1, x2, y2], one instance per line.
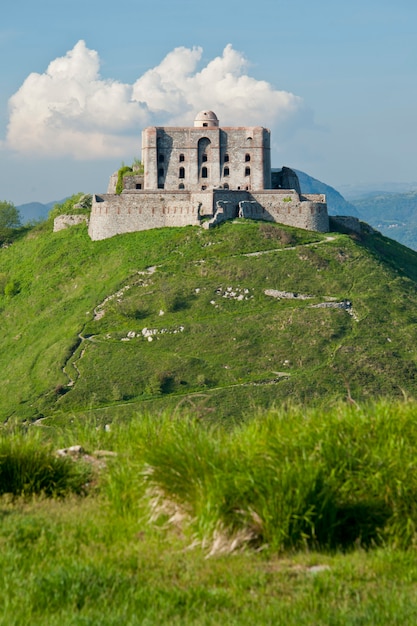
[59, 235, 345, 396]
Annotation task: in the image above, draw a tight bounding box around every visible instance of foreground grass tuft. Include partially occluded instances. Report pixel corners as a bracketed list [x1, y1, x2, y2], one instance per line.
[96, 400, 417, 553]
[0, 429, 91, 496]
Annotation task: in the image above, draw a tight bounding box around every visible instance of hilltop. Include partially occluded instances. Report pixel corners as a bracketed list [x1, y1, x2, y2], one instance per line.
[1, 206, 417, 423]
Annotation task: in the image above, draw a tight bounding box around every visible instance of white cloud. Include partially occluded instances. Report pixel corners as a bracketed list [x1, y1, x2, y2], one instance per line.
[4, 40, 310, 160]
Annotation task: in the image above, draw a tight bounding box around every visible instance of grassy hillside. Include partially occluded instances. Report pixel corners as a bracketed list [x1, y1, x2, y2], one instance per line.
[1, 210, 417, 422]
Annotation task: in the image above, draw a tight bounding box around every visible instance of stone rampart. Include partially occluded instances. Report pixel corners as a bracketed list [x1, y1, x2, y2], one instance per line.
[88, 188, 328, 240]
[88, 192, 201, 240]
[250, 191, 329, 232]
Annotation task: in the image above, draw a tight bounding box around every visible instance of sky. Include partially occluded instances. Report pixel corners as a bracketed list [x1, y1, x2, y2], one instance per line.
[1, 0, 417, 205]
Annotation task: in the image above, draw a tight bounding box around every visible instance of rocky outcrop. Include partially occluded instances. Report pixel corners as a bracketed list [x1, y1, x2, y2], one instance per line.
[53, 215, 89, 232]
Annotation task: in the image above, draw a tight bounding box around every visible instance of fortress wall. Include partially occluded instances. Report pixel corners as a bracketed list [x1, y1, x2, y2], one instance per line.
[89, 192, 203, 240]
[301, 193, 326, 202]
[107, 172, 118, 193]
[123, 174, 144, 190]
[249, 192, 329, 232]
[88, 189, 328, 241]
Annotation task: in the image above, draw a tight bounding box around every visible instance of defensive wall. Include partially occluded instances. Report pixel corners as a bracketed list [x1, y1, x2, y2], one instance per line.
[88, 189, 328, 240]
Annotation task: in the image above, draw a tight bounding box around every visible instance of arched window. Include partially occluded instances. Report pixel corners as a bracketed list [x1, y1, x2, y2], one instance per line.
[224, 154, 229, 162]
[158, 154, 164, 163]
[245, 153, 251, 162]
[179, 183, 185, 189]
[179, 154, 185, 162]
[245, 167, 251, 177]
[224, 166, 230, 177]
[224, 183, 229, 190]
[198, 137, 211, 180]
[201, 185, 207, 190]
[179, 167, 185, 179]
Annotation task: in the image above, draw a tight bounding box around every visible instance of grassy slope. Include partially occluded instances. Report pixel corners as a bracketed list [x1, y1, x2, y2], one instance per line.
[1, 217, 417, 421]
[3, 402, 417, 624]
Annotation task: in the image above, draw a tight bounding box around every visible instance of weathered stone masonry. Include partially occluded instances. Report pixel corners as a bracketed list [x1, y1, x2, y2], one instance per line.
[88, 111, 329, 241]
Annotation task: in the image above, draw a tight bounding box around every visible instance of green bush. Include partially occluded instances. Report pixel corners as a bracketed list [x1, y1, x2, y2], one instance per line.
[0, 200, 21, 243]
[48, 193, 88, 220]
[116, 166, 133, 195]
[0, 431, 91, 497]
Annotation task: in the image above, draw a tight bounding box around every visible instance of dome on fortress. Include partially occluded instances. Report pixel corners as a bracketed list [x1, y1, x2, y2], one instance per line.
[194, 110, 219, 128]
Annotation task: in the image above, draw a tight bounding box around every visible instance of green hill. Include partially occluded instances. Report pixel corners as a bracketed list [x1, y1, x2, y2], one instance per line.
[1, 208, 417, 423]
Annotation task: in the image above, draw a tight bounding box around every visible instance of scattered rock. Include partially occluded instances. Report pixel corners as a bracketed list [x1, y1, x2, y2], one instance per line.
[265, 289, 312, 300]
[56, 445, 117, 469]
[56, 445, 85, 457]
[307, 565, 331, 575]
[53, 215, 89, 232]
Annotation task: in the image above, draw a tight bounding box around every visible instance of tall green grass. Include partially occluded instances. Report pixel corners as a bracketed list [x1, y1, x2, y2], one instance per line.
[0, 428, 91, 496]
[93, 400, 417, 553]
[5, 400, 417, 550]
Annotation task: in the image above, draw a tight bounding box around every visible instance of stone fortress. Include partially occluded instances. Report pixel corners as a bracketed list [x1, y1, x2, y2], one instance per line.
[87, 111, 329, 241]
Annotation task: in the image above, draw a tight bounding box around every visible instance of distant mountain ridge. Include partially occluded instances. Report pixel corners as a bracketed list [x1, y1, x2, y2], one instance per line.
[17, 199, 64, 224]
[350, 190, 417, 251]
[339, 181, 417, 200]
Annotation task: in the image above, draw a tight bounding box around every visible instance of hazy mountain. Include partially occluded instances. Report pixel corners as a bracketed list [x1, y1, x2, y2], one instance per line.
[339, 181, 417, 201]
[17, 202, 50, 224]
[350, 190, 417, 251]
[17, 199, 65, 224]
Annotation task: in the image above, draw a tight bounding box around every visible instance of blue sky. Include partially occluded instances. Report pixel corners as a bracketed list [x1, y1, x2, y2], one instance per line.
[1, 0, 417, 205]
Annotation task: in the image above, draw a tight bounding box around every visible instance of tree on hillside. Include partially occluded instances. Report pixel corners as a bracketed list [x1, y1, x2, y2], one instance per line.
[0, 201, 21, 242]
